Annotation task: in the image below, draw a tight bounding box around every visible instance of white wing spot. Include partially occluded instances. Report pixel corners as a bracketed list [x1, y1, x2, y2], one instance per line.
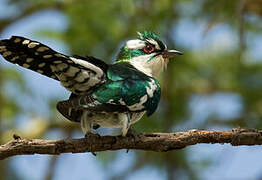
[128, 95, 147, 111]
[10, 56, 19, 61]
[75, 69, 90, 82]
[0, 46, 6, 52]
[50, 65, 57, 72]
[81, 76, 97, 87]
[146, 79, 158, 98]
[28, 42, 39, 48]
[37, 70, 44, 74]
[53, 60, 63, 64]
[55, 53, 65, 58]
[61, 80, 74, 87]
[119, 98, 126, 105]
[38, 63, 46, 68]
[3, 51, 11, 57]
[71, 84, 90, 91]
[65, 66, 80, 77]
[57, 74, 67, 81]
[22, 40, 30, 45]
[107, 99, 116, 104]
[14, 38, 21, 43]
[37, 47, 49, 52]
[56, 63, 68, 70]
[22, 63, 30, 68]
[26, 58, 34, 63]
[43, 55, 53, 58]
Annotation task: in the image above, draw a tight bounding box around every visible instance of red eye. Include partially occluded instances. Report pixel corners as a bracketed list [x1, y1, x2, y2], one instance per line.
[143, 45, 154, 53]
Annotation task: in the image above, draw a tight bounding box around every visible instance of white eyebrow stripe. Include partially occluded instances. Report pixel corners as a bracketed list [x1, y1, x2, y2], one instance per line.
[147, 38, 160, 50]
[126, 39, 145, 49]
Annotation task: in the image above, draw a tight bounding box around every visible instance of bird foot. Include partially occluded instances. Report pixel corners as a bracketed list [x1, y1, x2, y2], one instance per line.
[126, 128, 139, 137]
[84, 132, 100, 156]
[91, 152, 97, 156]
[13, 133, 21, 140]
[125, 129, 139, 153]
[84, 132, 101, 139]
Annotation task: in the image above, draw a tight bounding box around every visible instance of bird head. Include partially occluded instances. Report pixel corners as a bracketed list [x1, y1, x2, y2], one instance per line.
[116, 31, 182, 77]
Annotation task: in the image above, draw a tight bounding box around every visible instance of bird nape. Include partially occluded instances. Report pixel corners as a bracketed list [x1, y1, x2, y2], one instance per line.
[0, 31, 182, 136]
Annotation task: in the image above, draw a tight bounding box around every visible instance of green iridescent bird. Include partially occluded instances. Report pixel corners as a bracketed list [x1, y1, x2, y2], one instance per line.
[0, 31, 182, 136]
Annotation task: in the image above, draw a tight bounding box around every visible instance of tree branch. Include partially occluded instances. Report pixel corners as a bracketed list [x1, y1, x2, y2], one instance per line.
[1, 128, 262, 160]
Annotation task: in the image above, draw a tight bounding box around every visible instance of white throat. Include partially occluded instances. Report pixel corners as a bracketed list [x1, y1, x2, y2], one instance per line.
[129, 54, 166, 78]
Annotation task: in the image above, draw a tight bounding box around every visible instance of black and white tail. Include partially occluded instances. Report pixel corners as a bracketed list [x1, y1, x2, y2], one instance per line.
[0, 36, 62, 80]
[0, 36, 108, 94]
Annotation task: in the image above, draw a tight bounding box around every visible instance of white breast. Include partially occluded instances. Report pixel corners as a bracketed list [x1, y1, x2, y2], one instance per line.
[129, 54, 165, 77]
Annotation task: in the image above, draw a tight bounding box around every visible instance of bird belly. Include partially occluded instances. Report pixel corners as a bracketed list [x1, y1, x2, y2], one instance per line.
[84, 111, 145, 128]
[94, 112, 123, 128]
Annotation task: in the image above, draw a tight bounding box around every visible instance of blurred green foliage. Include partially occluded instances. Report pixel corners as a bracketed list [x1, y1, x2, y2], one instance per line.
[0, 0, 262, 179]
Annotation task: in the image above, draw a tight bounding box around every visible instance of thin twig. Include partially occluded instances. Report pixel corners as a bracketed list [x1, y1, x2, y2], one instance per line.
[0, 128, 262, 160]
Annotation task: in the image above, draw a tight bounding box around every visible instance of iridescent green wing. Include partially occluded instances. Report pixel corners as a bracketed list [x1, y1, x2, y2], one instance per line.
[57, 62, 161, 122]
[93, 62, 161, 116]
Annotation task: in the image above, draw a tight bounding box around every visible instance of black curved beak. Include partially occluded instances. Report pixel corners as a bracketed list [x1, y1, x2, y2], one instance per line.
[162, 50, 183, 58]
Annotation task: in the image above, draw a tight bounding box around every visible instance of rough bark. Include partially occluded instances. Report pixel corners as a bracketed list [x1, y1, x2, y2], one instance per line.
[1, 128, 262, 160]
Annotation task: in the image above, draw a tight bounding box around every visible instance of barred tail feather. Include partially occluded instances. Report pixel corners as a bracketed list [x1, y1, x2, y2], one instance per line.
[0, 36, 65, 80]
[0, 36, 109, 94]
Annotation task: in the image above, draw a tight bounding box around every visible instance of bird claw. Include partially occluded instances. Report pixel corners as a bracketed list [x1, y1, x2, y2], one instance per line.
[126, 128, 139, 137]
[84, 132, 101, 139]
[13, 133, 21, 140]
[84, 132, 100, 156]
[91, 152, 97, 156]
[125, 129, 140, 153]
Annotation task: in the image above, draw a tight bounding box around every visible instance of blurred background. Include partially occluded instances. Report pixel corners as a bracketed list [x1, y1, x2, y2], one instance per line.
[0, 0, 262, 179]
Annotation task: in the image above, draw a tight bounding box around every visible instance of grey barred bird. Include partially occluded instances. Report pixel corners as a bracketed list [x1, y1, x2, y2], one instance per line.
[0, 32, 182, 136]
